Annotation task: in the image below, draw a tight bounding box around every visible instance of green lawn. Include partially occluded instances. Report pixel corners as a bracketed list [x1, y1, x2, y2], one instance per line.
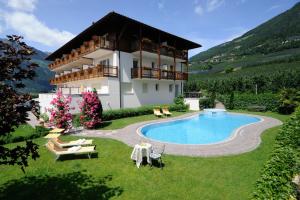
[0, 112, 289, 200]
[0, 124, 35, 144]
[98, 111, 191, 130]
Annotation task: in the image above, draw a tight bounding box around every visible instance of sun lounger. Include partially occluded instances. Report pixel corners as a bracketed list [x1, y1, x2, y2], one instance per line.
[52, 138, 93, 148]
[46, 141, 96, 160]
[162, 107, 172, 116]
[153, 108, 163, 117]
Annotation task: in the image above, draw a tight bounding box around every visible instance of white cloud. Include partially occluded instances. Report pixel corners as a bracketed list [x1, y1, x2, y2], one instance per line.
[158, 0, 164, 10]
[3, 12, 74, 47]
[6, 0, 38, 12]
[194, 0, 225, 16]
[0, 0, 75, 48]
[207, 0, 225, 12]
[267, 5, 281, 12]
[194, 4, 204, 15]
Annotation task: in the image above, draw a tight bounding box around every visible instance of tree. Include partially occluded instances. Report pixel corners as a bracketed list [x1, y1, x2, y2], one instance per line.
[48, 90, 73, 131]
[0, 35, 39, 172]
[79, 89, 103, 129]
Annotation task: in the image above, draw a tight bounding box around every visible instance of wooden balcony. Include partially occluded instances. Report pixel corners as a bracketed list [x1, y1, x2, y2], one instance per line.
[50, 65, 118, 85]
[49, 36, 115, 70]
[133, 39, 188, 60]
[131, 67, 188, 81]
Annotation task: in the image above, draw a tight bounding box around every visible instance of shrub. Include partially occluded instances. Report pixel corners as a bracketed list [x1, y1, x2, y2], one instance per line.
[174, 95, 185, 106]
[219, 93, 279, 112]
[73, 114, 81, 128]
[225, 67, 234, 74]
[228, 92, 234, 110]
[48, 91, 73, 131]
[102, 104, 188, 121]
[247, 105, 266, 112]
[278, 88, 300, 114]
[39, 113, 49, 122]
[252, 107, 300, 199]
[79, 89, 103, 129]
[199, 98, 213, 110]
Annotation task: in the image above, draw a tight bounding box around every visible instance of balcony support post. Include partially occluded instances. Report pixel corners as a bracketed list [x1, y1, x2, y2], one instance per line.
[139, 25, 142, 79]
[157, 33, 161, 80]
[173, 49, 176, 80]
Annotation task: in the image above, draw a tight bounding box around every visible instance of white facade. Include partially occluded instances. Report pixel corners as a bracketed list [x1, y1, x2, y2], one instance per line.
[40, 50, 185, 114]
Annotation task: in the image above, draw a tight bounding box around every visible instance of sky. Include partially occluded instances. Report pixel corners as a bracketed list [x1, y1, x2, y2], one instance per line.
[0, 0, 299, 57]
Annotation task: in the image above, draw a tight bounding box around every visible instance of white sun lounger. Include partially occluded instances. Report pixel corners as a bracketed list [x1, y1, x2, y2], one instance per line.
[51, 138, 93, 148]
[46, 141, 96, 160]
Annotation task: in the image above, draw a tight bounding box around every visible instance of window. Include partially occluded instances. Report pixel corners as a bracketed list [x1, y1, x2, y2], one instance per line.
[122, 83, 133, 94]
[99, 59, 109, 66]
[151, 62, 155, 68]
[155, 83, 159, 92]
[133, 60, 138, 68]
[169, 84, 173, 93]
[142, 83, 148, 93]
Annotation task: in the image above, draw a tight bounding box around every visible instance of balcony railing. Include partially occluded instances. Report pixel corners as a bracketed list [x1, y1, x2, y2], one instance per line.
[131, 67, 188, 80]
[132, 39, 188, 60]
[50, 65, 118, 85]
[49, 35, 115, 70]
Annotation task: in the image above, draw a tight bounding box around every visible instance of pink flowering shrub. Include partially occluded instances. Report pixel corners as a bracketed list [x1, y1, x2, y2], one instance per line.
[48, 90, 73, 131]
[79, 89, 103, 129]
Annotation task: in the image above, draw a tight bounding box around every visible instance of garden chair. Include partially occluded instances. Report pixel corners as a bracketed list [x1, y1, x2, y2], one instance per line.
[46, 141, 96, 160]
[162, 107, 172, 116]
[51, 137, 93, 148]
[153, 108, 163, 117]
[150, 144, 165, 169]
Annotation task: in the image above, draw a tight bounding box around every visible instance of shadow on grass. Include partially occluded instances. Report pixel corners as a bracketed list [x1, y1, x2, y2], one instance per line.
[56, 152, 99, 161]
[0, 171, 123, 200]
[97, 121, 112, 129]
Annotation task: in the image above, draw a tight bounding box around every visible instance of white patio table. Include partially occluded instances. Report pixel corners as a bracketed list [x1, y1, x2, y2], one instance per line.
[130, 143, 152, 168]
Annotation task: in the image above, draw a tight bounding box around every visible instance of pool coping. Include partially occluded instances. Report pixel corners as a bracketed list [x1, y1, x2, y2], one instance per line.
[76, 111, 283, 157]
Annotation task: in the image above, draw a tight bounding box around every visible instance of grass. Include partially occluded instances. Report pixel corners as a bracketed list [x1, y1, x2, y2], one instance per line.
[0, 124, 35, 143]
[0, 111, 290, 200]
[98, 111, 191, 130]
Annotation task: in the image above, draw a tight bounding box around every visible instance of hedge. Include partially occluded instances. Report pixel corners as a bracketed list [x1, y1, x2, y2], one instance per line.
[101, 104, 189, 121]
[0, 126, 50, 145]
[252, 107, 300, 199]
[218, 93, 279, 112]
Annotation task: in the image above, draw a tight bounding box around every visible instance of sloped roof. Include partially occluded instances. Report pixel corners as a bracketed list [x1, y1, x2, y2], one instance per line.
[46, 12, 201, 60]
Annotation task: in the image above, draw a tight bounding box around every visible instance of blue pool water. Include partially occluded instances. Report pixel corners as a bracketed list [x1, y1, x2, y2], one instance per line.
[140, 113, 260, 144]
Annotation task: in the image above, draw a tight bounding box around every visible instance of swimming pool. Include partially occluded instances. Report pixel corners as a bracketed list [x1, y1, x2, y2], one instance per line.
[140, 112, 261, 145]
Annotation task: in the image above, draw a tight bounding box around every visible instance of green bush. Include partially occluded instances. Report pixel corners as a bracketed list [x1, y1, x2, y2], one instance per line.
[247, 105, 266, 112]
[174, 95, 185, 106]
[199, 98, 213, 110]
[278, 88, 300, 114]
[39, 113, 49, 122]
[72, 114, 81, 128]
[252, 107, 300, 199]
[102, 104, 188, 121]
[219, 93, 279, 112]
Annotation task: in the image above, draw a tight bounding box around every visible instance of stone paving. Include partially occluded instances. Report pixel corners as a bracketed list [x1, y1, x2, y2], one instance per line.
[75, 112, 282, 157]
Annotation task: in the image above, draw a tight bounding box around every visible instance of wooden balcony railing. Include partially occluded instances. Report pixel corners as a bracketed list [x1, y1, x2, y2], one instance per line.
[49, 35, 115, 70]
[131, 67, 188, 80]
[50, 65, 118, 85]
[132, 39, 188, 60]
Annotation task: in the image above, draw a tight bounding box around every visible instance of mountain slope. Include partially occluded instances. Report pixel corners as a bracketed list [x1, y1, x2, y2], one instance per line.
[190, 2, 300, 76]
[1, 38, 54, 93]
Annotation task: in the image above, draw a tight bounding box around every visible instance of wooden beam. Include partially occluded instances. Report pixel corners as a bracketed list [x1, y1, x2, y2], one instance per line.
[139, 25, 142, 78]
[157, 32, 161, 80]
[173, 49, 176, 81]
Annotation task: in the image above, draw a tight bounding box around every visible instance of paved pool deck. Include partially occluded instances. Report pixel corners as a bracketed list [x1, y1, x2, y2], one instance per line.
[75, 112, 282, 157]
